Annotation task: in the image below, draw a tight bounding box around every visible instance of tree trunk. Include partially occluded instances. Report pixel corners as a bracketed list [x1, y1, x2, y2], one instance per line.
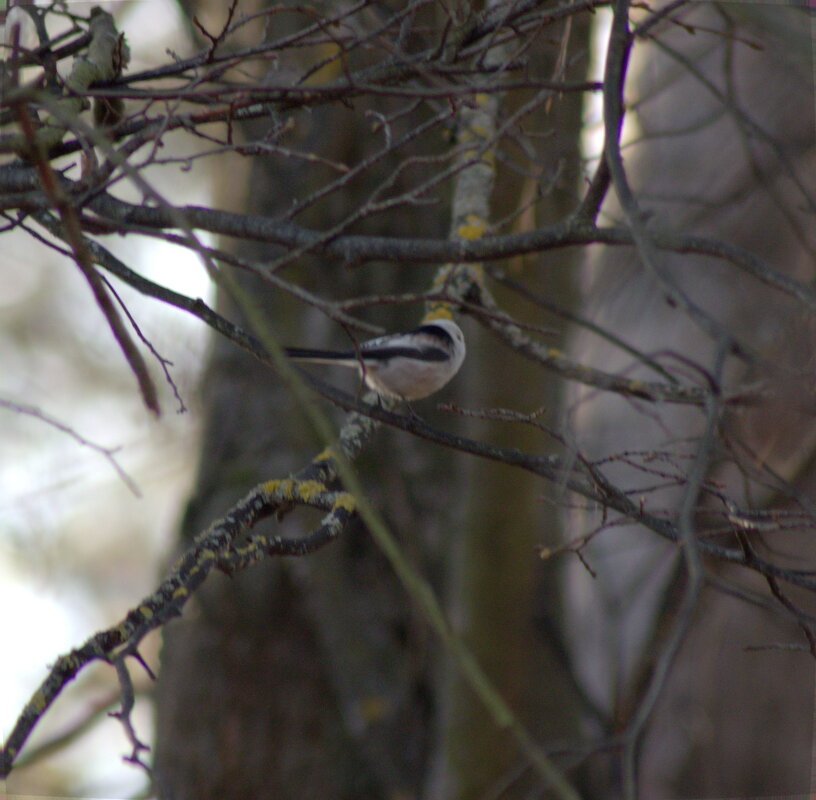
[565, 4, 816, 795]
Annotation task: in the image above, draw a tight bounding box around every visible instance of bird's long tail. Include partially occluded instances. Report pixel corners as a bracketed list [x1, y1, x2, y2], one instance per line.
[284, 347, 357, 366]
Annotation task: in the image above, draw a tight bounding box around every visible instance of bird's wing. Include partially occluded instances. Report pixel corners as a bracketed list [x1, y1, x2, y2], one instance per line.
[359, 342, 450, 362]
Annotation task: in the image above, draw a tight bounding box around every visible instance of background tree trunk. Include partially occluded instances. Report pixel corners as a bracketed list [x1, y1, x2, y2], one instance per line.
[565, 4, 815, 795]
[154, 5, 468, 798]
[153, 4, 591, 799]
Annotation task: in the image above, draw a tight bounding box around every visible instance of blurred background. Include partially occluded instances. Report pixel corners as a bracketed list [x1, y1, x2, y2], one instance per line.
[1, 2, 211, 795]
[2, 1, 815, 798]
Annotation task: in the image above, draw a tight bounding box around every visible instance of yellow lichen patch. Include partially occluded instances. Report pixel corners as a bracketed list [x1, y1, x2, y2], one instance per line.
[110, 621, 129, 641]
[334, 492, 357, 512]
[172, 586, 189, 600]
[480, 149, 496, 168]
[62, 652, 81, 670]
[422, 306, 454, 323]
[272, 479, 297, 500]
[474, 92, 491, 106]
[138, 605, 154, 620]
[546, 347, 563, 359]
[31, 690, 48, 713]
[313, 447, 335, 464]
[296, 480, 328, 502]
[456, 214, 487, 240]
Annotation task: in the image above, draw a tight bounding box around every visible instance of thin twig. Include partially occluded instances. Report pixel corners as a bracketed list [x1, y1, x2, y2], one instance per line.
[0, 398, 140, 496]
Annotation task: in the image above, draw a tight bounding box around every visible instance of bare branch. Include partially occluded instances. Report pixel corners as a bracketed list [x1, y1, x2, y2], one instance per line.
[0, 398, 140, 496]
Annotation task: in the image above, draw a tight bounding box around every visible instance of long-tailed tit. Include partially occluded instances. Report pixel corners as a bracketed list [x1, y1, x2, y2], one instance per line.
[285, 318, 466, 401]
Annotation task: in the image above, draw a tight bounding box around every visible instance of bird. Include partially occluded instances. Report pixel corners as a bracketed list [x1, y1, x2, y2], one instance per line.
[285, 318, 466, 401]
